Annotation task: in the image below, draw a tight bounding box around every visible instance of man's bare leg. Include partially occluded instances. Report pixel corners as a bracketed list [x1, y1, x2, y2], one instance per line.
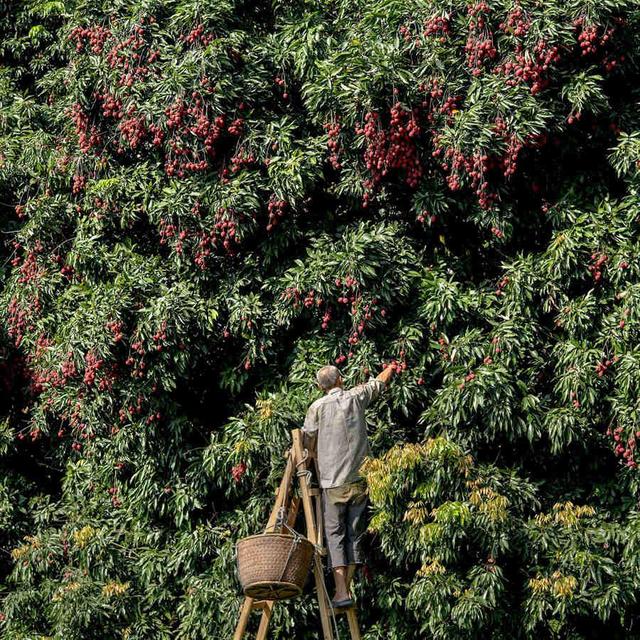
[332, 565, 350, 601]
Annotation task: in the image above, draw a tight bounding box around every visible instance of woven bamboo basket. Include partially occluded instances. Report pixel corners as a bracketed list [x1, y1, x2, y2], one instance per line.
[236, 533, 314, 600]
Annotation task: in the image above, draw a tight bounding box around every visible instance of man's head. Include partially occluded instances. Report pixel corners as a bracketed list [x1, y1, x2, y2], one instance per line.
[316, 365, 343, 392]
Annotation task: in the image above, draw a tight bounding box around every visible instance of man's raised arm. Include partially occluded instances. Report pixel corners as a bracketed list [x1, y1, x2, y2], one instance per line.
[347, 362, 396, 410]
[376, 364, 395, 386]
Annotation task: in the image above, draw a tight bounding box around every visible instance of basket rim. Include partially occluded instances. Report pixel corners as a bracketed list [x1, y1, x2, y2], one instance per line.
[236, 532, 313, 547]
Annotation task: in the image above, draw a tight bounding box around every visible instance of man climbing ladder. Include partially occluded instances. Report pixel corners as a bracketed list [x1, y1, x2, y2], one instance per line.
[302, 364, 395, 609]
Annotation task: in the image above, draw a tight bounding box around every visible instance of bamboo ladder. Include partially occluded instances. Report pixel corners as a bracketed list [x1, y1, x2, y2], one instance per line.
[233, 429, 362, 640]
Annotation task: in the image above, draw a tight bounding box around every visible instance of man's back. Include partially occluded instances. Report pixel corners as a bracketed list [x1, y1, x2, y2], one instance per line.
[303, 378, 385, 488]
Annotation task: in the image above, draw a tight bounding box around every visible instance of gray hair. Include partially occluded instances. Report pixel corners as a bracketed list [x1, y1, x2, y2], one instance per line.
[316, 365, 341, 390]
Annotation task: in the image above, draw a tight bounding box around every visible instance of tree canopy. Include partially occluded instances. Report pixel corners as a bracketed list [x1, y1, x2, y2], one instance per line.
[1, 0, 640, 638]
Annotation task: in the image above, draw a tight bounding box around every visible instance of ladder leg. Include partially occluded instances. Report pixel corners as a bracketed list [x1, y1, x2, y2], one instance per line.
[292, 431, 334, 640]
[233, 597, 254, 640]
[265, 452, 295, 532]
[346, 609, 362, 640]
[313, 554, 334, 640]
[256, 601, 275, 640]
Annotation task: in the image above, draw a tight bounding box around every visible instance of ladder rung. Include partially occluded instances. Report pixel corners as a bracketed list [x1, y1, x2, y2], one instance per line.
[334, 606, 357, 614]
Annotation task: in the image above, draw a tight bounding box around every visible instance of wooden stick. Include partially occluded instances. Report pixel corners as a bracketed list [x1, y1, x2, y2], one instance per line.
[255, 601, 275, 640]
[292, 430, 334, 640]
[292, 430, 317, 544]
[265, 450, 295, 532]
[312, 554, 334, 640]
[313, 458, 325, 548]
[233, 597, 254, 640]
[346, 609, 362, 640]
[287, 496, 301, 528]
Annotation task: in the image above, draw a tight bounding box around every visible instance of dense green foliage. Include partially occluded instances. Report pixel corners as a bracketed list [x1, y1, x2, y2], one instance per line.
[2, 0, 640, 637]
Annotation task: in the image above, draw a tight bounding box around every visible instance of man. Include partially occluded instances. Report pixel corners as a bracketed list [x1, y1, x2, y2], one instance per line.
[302, 363, 395, 608]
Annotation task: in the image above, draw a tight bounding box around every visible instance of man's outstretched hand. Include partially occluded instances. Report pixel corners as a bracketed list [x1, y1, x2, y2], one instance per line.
[376, 364, 396, 386]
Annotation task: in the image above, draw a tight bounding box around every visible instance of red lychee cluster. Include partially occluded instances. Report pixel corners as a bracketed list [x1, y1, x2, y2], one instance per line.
[499, 6, 531, 38]
[588, 252, 608, 282]
[465, 36, 497, 76]
[126, 341, 147, 379]
[83, 350, 104, 386]
[303, 290, 323, 309]
[72, 174, 87, 195]
[163, 99, 239, 177]
[108, 486, 122, 508]
[357, 105, 423, 207]
[595, 355, 617, 377]
[17, 250, 45, 285]
[382, 356, 407, 374]
[458, 370, 476, 389]
[433, 136, 498, 209]
[152, 321, 168, 352]
[502, 135, 523, 178]
[618, 307, 629, 330]
[274, 76, 289, 101]
[145, 410, 162, 426]
[97, 363, 119, 392]
[230, 150, 256, 174]
[492, 117, 524, 179]
[117, 107, 147, 149]
[418, 79, 444, 111]
[105, 23, 156, 87]
[424, 15, 450, 39]
[282, 286, 302, 306]
[495, 39, 560, 95]
[416, 210, 437, 224]
[29, 353, 77, 394]
[180, 24, 215, 47]
[232, 461, 248, 482]
[118, 395, 146, 423]
[267, 198, 287, 232]
[92, 91, 123, 119]
[574, 19, 615, 57]
[608, 425, 638, 469]
[324, 120, 342, 170]
[321, 308, 332, 330]
[106, 320, 124, 343]
[212, 207, 242, 255]
[69, 25, 112, 54]
[495, 275, 509, 296]
[70, 103, 103, 155]
[158, 219, 178, 247]
[34, 334, 53, 359]
[142, 122, 162, 148]
[398, 25, 413, 44]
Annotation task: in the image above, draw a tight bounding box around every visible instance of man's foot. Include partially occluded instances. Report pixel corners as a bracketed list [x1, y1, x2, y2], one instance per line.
[331, 596, 354, 609]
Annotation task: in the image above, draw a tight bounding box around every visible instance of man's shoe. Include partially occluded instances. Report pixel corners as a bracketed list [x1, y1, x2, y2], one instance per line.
[331, 597, 354, 609]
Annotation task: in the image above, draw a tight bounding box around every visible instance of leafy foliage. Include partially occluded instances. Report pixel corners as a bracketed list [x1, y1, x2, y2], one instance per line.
[1, 0, 640, 638]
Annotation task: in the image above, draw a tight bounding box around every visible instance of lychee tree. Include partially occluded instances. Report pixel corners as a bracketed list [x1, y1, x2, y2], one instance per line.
[1, 0, 640, 638]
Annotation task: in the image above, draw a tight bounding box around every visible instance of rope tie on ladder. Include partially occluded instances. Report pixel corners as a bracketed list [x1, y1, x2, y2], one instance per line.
[296, 448, 313, 485]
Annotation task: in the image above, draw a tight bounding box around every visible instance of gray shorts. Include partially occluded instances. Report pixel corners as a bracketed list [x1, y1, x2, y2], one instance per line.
[322, 480, 368, 568]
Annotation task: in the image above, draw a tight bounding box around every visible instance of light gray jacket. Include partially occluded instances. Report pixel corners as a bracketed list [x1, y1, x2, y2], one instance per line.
[302, 378, 385, 488]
